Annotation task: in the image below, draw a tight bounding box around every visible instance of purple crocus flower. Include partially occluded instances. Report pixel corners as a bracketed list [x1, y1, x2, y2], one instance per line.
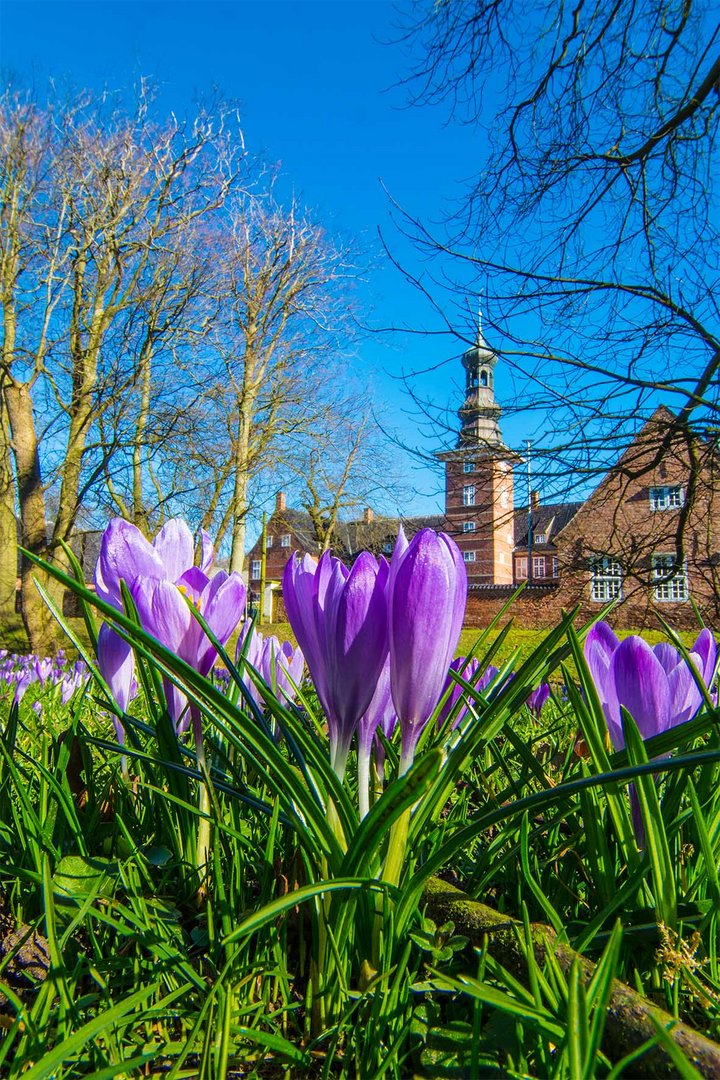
[438, 658, 502, 731]
[97, 625, 136, 743]
[132, 569, 246, 754]
[236, 624, 304, 710]
[283, 549, 388, 778]
[94, 518, 218, 719]
[262, 636, 304, 707]
[526, 682, 551, 719]
[584, 621, 717, 749]
[388, 528, 467, 770]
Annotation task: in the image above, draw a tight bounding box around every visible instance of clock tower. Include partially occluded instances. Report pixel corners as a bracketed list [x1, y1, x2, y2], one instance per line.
[437, 316, 519, 584]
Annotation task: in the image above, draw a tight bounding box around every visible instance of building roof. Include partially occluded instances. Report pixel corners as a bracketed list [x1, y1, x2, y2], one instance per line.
[513, 502, 584, 548]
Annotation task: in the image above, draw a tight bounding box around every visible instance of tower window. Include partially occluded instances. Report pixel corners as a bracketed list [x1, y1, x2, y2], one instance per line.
[463, 460, 475, 474]
[480, 369, 488, 387]
[251, 560, 261, 580]
[463, 485, 476, 507]
[463, 521, 476, 533]
[463, 551, 477, 563]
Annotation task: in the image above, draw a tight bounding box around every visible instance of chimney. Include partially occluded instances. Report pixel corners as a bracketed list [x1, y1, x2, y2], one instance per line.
[275, 491, 286, 513]
[363, 507, 374, 524]
[530, 490, 540, 509]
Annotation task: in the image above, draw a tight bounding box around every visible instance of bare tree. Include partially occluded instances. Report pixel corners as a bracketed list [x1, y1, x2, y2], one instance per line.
[0, 85, 242, 649]
[202, 189, 358, 572]
[391, 0, 719, 491]
[287, 392, 407, 551]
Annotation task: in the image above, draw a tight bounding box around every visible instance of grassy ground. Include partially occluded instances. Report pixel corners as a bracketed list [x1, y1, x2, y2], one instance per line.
[1, 615, 700, 665]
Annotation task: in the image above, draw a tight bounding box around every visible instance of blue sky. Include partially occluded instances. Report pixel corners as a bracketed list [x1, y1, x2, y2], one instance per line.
[0, 0, 526, 516]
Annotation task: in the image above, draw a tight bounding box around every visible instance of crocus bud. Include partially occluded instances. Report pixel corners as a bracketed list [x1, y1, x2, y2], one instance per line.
[526, 682, 551, 719]
[388, 528, 467, 770]
[283, 549, 388, 778]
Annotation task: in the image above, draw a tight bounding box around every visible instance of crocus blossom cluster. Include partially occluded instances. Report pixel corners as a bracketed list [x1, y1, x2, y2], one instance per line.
[95, 518, 245, 748]
[236, 624, 304, 710]
[283, 528, 467, 780]
[584, 621, 717, 749]
[0, 649, 89, 708]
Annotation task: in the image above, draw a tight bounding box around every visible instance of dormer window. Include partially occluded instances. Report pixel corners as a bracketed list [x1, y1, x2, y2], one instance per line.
[649, 486, 684, 511]
[534, 533, 546, 545]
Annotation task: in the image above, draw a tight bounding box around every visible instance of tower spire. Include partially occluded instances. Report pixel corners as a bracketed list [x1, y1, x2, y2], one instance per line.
[458, 309, 505, 449]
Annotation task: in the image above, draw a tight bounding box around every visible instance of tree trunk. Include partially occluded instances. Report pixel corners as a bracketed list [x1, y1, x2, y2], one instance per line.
[0, 397, 18, 624]
[422, 877, 720, 1079]
[4, 383, 58, 654]
[228, 404, 252, 575]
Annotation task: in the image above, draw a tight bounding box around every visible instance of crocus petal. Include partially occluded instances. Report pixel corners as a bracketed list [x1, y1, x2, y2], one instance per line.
[266, 638, 304, 705]
[438, 656, 483, 730]
[152, 519, 196, 582]
[95, 519, 165, 608]
[283, 553, 331, 716]
[611, 636, 672, 743]
[358, 656, 395, 756]
[690, 629, 717, 687]
[199, 529, 215, 573]
[668, 659, 704, 727]
[526, 682, 551, 718]
[97, 623, 136, 714]
[176, 566, 211, 602]
[584, 622, 621, 740]
[323, 551, 389, 756]
[653, 642, 680, 676]
[132, 577, 196, 658]
[389, 529, 467, 762]
[196, 571, 246, 676]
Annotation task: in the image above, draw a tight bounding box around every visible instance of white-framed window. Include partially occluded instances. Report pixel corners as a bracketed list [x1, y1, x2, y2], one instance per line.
[280, 534, 291, 548]
[463, 551, 477, 563]
[532, 555, 546, 578]
[534, 533, 546, 545]
[652, 553, 689, 602]
[265, 535, 273, 548]
[463, 484, 476, 507]
[649, 486, 684, 511]
[251, 559, 261, 580]
[516, 556, 528, 580]
[552, 556, 559, 578]
[463, 460, 475, 474]
[590, 557, 623, 602]
[463, 521, 476, 533]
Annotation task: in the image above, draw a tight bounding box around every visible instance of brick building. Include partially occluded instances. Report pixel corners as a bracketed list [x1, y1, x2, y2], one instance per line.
[247, 325, 719, 629]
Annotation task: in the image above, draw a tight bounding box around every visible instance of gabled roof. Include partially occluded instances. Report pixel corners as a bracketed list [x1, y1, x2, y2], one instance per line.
[513, 503, 583, 547]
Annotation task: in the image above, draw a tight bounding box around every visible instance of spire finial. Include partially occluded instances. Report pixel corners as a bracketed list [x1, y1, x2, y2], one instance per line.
[476, 299, 484, 347]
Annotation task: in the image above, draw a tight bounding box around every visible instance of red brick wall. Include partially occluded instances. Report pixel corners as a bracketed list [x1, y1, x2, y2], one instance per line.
[553, 416, 719, 627]
[443, 452, 517, 585]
